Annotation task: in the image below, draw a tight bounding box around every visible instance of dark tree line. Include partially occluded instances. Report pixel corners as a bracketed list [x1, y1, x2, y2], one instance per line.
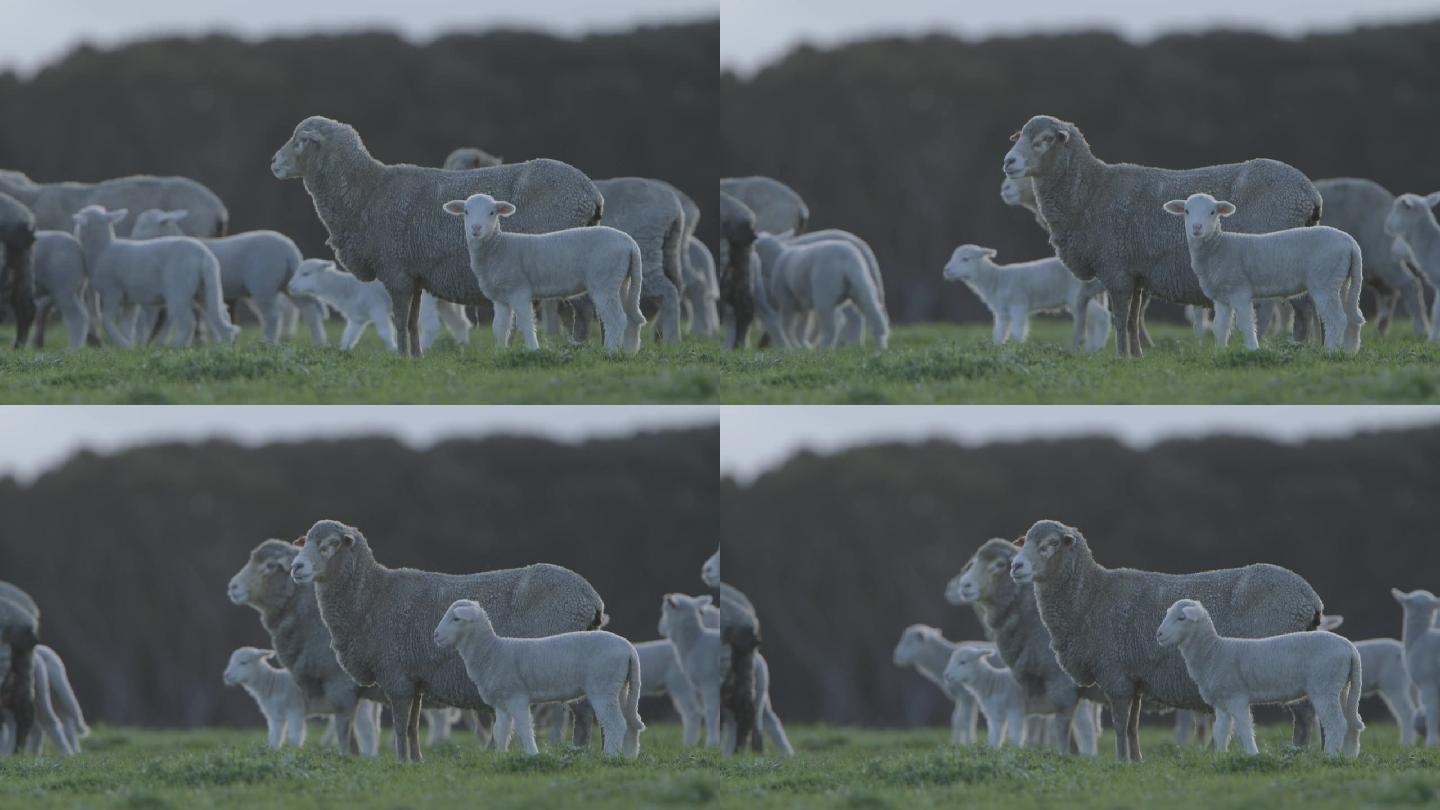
[0, 426, 717, 727]
[0, 20, 719, 256]
[721, 426, 1440, 727]
[721, 21, 1440, 324]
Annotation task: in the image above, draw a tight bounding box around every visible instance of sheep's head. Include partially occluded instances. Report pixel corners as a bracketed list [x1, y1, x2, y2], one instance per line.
[1392, 588, 1440, 616]
[287, 259, 335, 298]
[1156, 599, 1211, 648]
[701, 550, 720, 588]
[948, 539, 1018, 606]
[942, 644, 992, 689]
[131, 208, 188, 239]
[892, 624, 941, 667]
[1003, 115, 1079, 180]
[229, 540, 300, 608]
[1164, 193, 1235, 240]
[1011, 520, 1082, 584]
[943, 244, 997, 282]
[1384, 193, 1440, 241]
[223, 647, 274, 686]
[291, 519, 361, 584]
[434, 599, 491, 648]
[272, 116, 350, 180]
[443, 193, 516, 241]
[443, 147, 503, 171]
[662, 593, 711, 632]
[999, 177, 1034, 209]
[71, 204, 126, 238]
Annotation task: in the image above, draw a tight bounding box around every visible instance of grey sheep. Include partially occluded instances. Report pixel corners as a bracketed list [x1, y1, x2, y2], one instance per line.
[592, 177, 685, 343]
[0, 169, 227, 238]
[720, 177, 809, 235]
[1002, 115, 1322, 356]
[289, 519, 606, 761]
[1010, 519, 1324, 761]
[270, 116, 603, 356]
[443, 147, 504, 171]
[1315, 178, 1429, 337]
[0, 192, 38, 348]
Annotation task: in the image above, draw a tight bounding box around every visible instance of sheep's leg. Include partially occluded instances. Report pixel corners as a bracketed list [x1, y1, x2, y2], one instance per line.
[1175, 710, 1193, 745]
[1126, 694, 1144, 761]
[1106, 278, 1134, 356]
[992, 312, 1009, 345]
[406, 695, 424, 762]
[1423, 686, 1440, 747]
[333, 706, 357, 755]
[1233, 296, 1259, 350]
[1126, 287, 1145, 357]
[1291, 295, 1318, 343]
[492, 710, 513, 752]
[1051, 704, 1075, 754]
[383, 280, 415, 357]
[491, 303, 514, 348]
[569, 298, 595, 344]
[1428, 294, 1440, 342]
[1070, 292, 1088, 351]
[1009, 306, 1030, 343]
[1136, 291, 1153, 350]
[510, 701, 539, 755]
[1212, 302, 1233, 347]
[540, 300, 562, 337]
[1006, 709, 1025, 747]
[571, 698, 595, 749]
[287, 707, 307, 748]
[266, 715, 285, 749]
[1286, 699, 1315, 748]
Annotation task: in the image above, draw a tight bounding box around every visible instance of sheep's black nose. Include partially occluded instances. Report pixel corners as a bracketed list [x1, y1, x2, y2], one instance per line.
[1003, 156, 1016, 168]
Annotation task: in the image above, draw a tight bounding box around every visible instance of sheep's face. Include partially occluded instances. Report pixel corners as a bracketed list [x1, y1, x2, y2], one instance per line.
[286, 260, 332, 297]
[442, 194, 516, 241]
[943, 245, 997, 282]
[662, 593, 710, 632]
[229, 541, 299, 608]
[291, 520, 358, 584]
[999, 177, 1035, 209]
[1164, 193, 1235, 240]
[1003, 116, 1074, 179]
[701, 551, 720, 588]
[271, 122, 328, 179]
[1392, 588, 1440, 616]
[949, 541, 1015, 605]
[130, 209, 188, 239]
[892, 625, 937, 667]
[70, 205, 127, 239]
[1010, 520, 1077, 584]
[1385, 194, 1440, 240]
[942, 645, 989, 688]
[434, 600, 487, 648]
[223, 647, 271, 686]
[1156, 600, 1208, 647]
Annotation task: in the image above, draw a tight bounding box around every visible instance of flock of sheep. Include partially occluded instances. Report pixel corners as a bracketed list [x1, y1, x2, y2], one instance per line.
[896, 519, 1440, 759]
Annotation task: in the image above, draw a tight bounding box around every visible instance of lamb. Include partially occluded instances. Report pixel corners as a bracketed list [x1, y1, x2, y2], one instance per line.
[660, 593, 723, 748]
[70, 205, 237, 347]
[271, 116, 603, 356]
[719, 192, 759, 349]
[1156, 599, 1362, 757]
[442, 193, 645, 353]
[3, 643, 75, 758]
[285, 259, 397, 352]
[434, 600, 644, 757]
[720, 177, 809, 235]
[698, 551, 767, 754]
[443, 147, 504, 171]
[289, 519, 607, 761]
[223, 647, 315, 749]
[1390, 589, 1440, 746]
[1002, 115, 1322, 356]
[634, 639, 706, 746]
[0, 191, 37, 348]
[228, 538, 385, 755]
[942, 644, 1029, 747]
[423, 707, 464, 745]
[1315, 178, 1428, 337]
[0, 169, 227, 237]
[752, 233, 889, 349]
[775, 229, 888, 347]
[419, 293, 473, 352]
[589, 178, 683, 342]
[942, 245, 1109, 352]
[892, 625, 984, 745]
[32, 646, 87, 755]
[1010, 519, 1325, 761]
[1164, 193, 1364, 353]
[1383, 192, 1440, 341]
[686, 236, 721, 336]
[28, 231, 89, 349]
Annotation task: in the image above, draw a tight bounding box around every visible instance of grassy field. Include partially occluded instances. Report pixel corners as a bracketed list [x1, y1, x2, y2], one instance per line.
[6, 722, 1439, 809]
[2, 318, 1440, 403]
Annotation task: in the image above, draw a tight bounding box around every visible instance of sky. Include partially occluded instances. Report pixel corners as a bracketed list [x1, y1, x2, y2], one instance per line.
[0, 406, 717, 482]
[721, 0, 1440, 74]
[0, 0, 717, 75]
[719, 406, 1440, 482]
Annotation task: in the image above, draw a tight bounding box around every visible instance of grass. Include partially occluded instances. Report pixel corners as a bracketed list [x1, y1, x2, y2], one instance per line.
[7, 722, 1439, 809]
[2, 318, 1440, 403]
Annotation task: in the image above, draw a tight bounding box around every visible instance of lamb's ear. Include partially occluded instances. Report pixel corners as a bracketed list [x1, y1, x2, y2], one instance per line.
[107, 208, 128, 224]
[1012, 535, 1025, 547]
[1425, 192, 1440, 208]
[1393, 588, 1407, 602]
[1180, 604, 1206, 622]
[1008, 130, 1021, 143]
[1319, 614, 1344, 632]
[1059, 531, 1074, 546]
[981, 247, 998, 259]
[453, 602, 481, 621]
[1216, 201, 1237, 217]
[694, 595, 714, 608]
[1163, 200, 1187, 216]
[442, 200, 467, 216]
[292, 535, 306, 548]
[164, 210, 189, 223]
[495, 201, 517, 217]
[71, 212, 84, 225]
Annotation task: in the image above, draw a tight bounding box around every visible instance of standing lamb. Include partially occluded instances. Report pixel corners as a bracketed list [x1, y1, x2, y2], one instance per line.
[223, 647, 315, 749]
[434, 600, 643, 757]
[1315, 178, 1428, 337]
[1156, 599, 1362, 757]
[1384, 192, 1440, 341]
[0, 170, 227, 237]
[753, 234, 889, 349]
[942, 644, 1028, 747]
[942, 245, 1109, 351]
[0, 192, 37, 348]
[271, 116, 603, 356]
[1391, 588, 1440, 747]
[661, 593, 723, 749]
[27, 231, 88, 349]
[686, 236, 721, 335]
[1163, 193, 1364, 353]
[442, 193, 645, 353]
[892, 625, 984, 745]
[285, 259, 397, 352]
[1001, 115, 1322, 356]
[1009, 519, 1325, 761]
[774, 229, 888, 347]
[289, 519, 607, 761]
[720, 177, 809, 235]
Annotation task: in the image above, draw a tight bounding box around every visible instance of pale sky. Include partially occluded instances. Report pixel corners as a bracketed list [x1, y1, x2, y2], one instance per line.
[0, 0, 717, 75]
[720, 406, 1440, 482]
[722, 0, 1440, 74]
[0, 406, 717, 483]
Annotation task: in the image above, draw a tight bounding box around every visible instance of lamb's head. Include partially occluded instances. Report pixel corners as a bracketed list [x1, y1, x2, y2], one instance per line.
[943, 245, 997, 282]
[286, 259, 335, 298]
[1156, 599, 1212, 648]
[291, 519, 365, 584]
[130, 208, 188, 239]
[434, 599, 493, 649]
[701, 550, 720, 588]
[443, 147, 503, 171]
[662, 593, 711, 634]
[442, 193, 516, 241]
[271, 116, 360, 180]
[70, 204, 126, 239]
[1164, 193, 1236, 240]
[1384, 193, 1440, 241]
[1392, 588, 1440, 618]
[999, 177, 1035, 209]
[223, 647, 275, 686]
[1003, 115, 1083, 180]
[229, 540, 299, 609]
[942, 644, 993, 690]
[948, 538, 1019, 606]
[1011, 519, 1086, 584]
[892, 624, 942, 667]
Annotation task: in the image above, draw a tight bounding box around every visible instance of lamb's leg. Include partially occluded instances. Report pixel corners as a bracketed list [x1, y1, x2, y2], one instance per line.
[294, 295, 328, 345]
[703, 687, 722, 748]
[167, 295, 197, 349]
[1005, 708, 1025, 747]
[992, 312, 1009, 345]
[491, 303, 514, 348]
[673, 688, 703, 747]
[333, 706, 358, 755]
[55, 292, 88, 350]
[1291, 295, 1318, 343]
[591, 290, 627, 353]
[1381, 683, 1417, 745]
[492, 710, 513, 752]
[592, 696, 626, 756]
[253, 292, 282, 344]
[510, 701, 539, 755]
[1050, 704, 1075, 754]
[949, 700, 968, 745]
[1423, 686, 1440, 747]
[1287, 699, 1316, 748]
[510, 295, 540, 350]
[985, 707, 1004, 747]
[1429, 294, 1440, 342]
[1009, 306, 1030, 343]
[648, 276, 682, 342]
[814, 305, 839, 349]
[1233, 296, 1259, 350]
[287, 707, 307, 748]
[373, 310, 398, 353]
[338, 320, 366, 351]
[1070, 291, 1088, 351]
[540, 300, 562, 337]
[570, 298, 595, 344]
[1212, 302, 1233, 347]
[1374, 289, 1396, 337]
[1226, 702, 1259, 756]
[1314, 290, 1347, 352]
[266, 714, 285, 749]
[571, 698, 595, 748]
[100, 293, 134, 348]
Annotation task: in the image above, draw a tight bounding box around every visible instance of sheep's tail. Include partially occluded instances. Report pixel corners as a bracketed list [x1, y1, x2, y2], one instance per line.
[198, 254, 238, 342]
[847, 254, 889, 347]
[622, 244, 646, 327]
[1344, 642, 1365, 741]
[213, 208, 229, 238]
[623, 645, 645, 732]
[1343, 242, 1365, 354]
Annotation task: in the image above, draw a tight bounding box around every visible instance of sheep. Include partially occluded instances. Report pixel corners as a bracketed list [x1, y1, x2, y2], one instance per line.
[1002, 115, 1322, 356]
[686, 236, 721, 335]
[228, 538, 385, 755]
[1390, 589, 1440, 746]
[775, 229, 888, 347]
[945, 538, 1103, 754]
[892, 625, 984, 745]
[434, 600, 643, 757]
[752, 233, 889, 350]
[130, 209, 323, 344]
[699, 550, 766, 754]
[1010, 519, 1325, 761]
[634, 639, 706, 746]
[1315, 178, 1428, 337]
[223, 647, 315, 749]
[0, 595, 40, 753]
[0, 169, 227, 237]
[661, 593, 723, 748]
[271, 116, 603, 356]
[588, 177, 683, 342]
[27, 232, 89, 349]
[32, 646, 87, 755]
[719, 192, 758, 349]
[1383, 192, 1440, 341]
[442, 193, 645, 354]
[290, 519, 607, 761]
[443, 147, 503, 171]
[285, 259, 397, 352]
[943, 644, 1029, 747]
[419, 293, 473, 351]
[2, 643, 75, 758]
[720, 177, 809, 234]
[1164, 193, 1365, 353]
[70, 205, 236, 347]
[1156, 599, 1362, 756]
[0, 191, 37, 348]
[942, 245, 1109, 352]
[701, 550, 720, 589]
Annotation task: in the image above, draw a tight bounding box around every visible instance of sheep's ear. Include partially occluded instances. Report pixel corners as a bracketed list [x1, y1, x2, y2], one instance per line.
[107, 208, 128, 224]
[442, 200, 467, 216]
[1008, 130, 1021, 143]
[981, 248, 998, 259]
[292, 535, 306, 548]
[1425, 192, 1440, 208]
[1216, 201, 1237, 217]
[71, 212, 84, 224]
[1181, 604, 1205, 622]
[666, 594, 678, 607]
[1393, 588, 1407, 602]
[694, 595, 713, 608]
[1060, 531, 1074, 546]
[1163, 200, 1187, 216]
[339, 529, 357, 547]
[495, 201, 517, 217]
[1053, 128, 1069, 143]
[1012, 535, 1025, 547]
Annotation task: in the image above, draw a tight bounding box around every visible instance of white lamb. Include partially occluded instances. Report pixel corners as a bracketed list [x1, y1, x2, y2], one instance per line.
[753, 234, 889, 349]
[942, 644, 1028, 748]
[1320, 614, 1423, 745]
[285, 259, 397, 352]
[222, 647, 312, 749]
[660, 593, 723, 748]
[942, 245, 1109, 351]
[1156, 599, 1363, 756]
[433, 599, 644, 757]
[1164, 193, 1364, 353]
[441, 193, 646, 353]
[892, 625, 984, 745]
[1391, 589, 1440, 746]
